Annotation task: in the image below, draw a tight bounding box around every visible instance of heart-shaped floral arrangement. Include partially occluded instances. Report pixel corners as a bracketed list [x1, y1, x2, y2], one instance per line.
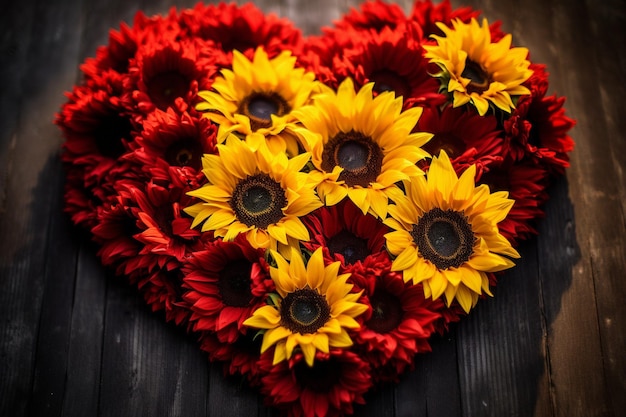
[56, 1, 575, 416]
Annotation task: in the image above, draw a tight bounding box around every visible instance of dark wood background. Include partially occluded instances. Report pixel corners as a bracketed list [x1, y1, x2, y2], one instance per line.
[1, 0, 625, 416]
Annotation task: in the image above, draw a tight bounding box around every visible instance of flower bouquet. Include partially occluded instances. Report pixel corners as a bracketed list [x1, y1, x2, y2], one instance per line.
[56, 1, 575, 416]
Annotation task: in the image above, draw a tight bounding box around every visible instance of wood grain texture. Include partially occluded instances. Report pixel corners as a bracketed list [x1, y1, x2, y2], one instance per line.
[0, 1, 624, 416]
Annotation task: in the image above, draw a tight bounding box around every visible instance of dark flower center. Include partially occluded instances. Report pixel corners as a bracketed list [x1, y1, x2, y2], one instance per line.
[280, 288, 331, 334]
[218, 260, 253, 307]
[152, 204, 174, 237]
[203, 29, 256, 53]
[461, 60, 491, 94]
[239, 92, 290, 131]
[293, 358, 341, 391]
[146, 71, 190, 111]
[162, 269, 185, 298]
[422, 132, 467, 159]
[411, 208, 475, 269]
[119, 208, 141, 237]
[326, 230, 369, 264]
[230, 174, 287, 229]
[321, 130, 383, 187]
[366, 290, 403, 333]
[527, 124, 541, 147]
[370, 69, 410, 99]
[94, 113, 131, 159]
[164, 137, 203, 169]
[110, 49, 135, 74]
[478, 168, 510, 192]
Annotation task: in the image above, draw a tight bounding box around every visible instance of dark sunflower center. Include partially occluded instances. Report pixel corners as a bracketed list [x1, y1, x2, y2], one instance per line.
[423, 132, 467, 159]
[164, 138, 203, 169]
[218, 260, 253, 307]
[321, 130, 383, 187]
[147, 71, 190, 111]
[461, 60, 491, 94]
[94, 113, 131, 159]
[326, 230, 369, 264]
[239, 92, 290, 131]
[293, 358, 341, 391]
[280, 288, 331, 334]
[230, 174, 287, 229]
[370, 69, 410, 99]
[411, 208, 475, 269]
[366, 290, 403, 333]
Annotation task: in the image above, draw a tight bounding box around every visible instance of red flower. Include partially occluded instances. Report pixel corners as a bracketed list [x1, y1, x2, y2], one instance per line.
[300, 1, 430, 94]
[410, 0, 480, 40]
[297, 35, 344, 87]
[417, 105, 504, 178]
[56, 86, 139, 183]
[354, 268, 443, 382]
[91, 185, 143, 276]
[302, 200, 392, 293]
[130, 181, 202, 271]
[198, 331, 265, 385]
[183, 238, 274, 344]
[129, 38, 217, 116]
[477, 160, 551, 245]
[259, 349, 373, 417]
[137, 268, 191, 326]
[62, 165, 101, 231]
[330, 25, 444, 108]
[178, 2, 302, 67]
[503, 64, 575, 172]
[80, 11, 172, 79]
[333, 0, 408, 34]
[128, 104, 217, 190]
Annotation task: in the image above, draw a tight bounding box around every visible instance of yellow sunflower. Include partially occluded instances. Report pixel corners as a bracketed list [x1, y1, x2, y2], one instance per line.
[184, 136, 322, 253]
[384, 151, 520, 313]
[423, 18, 533, 116]
[196, 47, 318, 156]
[292, 77, 431, 219]
[243, 247, 368, 367]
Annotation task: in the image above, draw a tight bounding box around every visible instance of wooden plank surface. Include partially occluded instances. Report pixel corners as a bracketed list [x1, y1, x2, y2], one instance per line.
[0, 1, 624, 417]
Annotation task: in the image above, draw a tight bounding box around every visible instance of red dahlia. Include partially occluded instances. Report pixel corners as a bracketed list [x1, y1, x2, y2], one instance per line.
[477, 160, 551, 245]
[410, 0, 480, 40]
[302, 199, 391, 293]
[137, 268, 191, 326]
[333, 0, 408, 34]
[259, 349, 373, 417]
[56, 86, 139, 184]
[183, 238, 274, 344]
[178, 2, 302, 68]
[129, 37, 216, 116]
[62, 163, 109, 232]
[331, 24, 444, 108]
[130, 105, 217, 188]
[80, 11, 171, 79]
[416, 105, 504, 179]
[300, 0, 413, 85]
[130, 181, 202, 270]
[198, 330, 265, 385]
[90, 185, 143, 276]
[354, 268, 443, 382]
[502, 63, 575, 172]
